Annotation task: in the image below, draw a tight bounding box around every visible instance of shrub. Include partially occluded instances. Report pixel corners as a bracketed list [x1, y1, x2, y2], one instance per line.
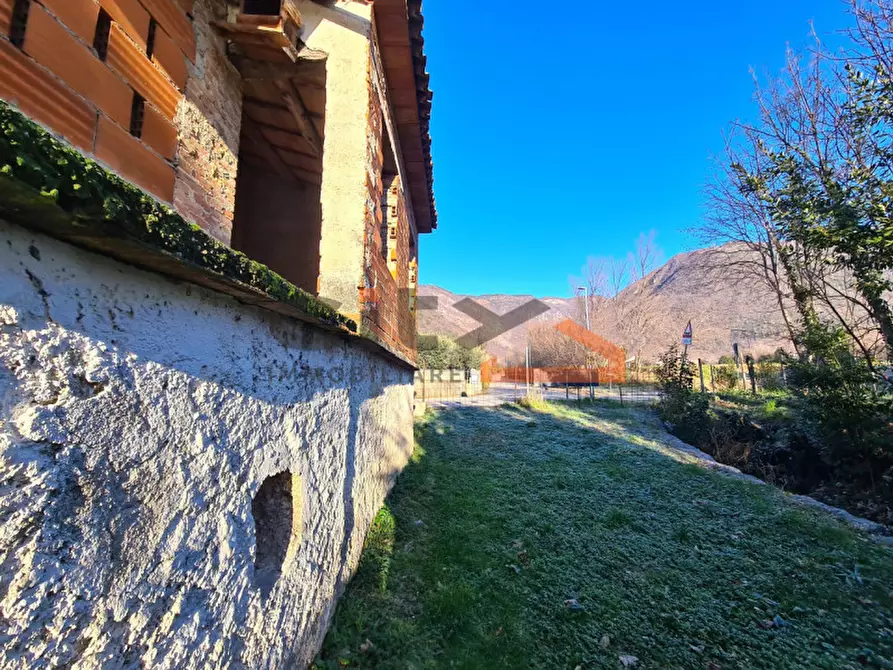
[656, 345, 709, 445]
[788, 322, 893, 490]
[712, 364, 739, 391]
[756, 360, 785, 391]
[417, 335, 486, 370]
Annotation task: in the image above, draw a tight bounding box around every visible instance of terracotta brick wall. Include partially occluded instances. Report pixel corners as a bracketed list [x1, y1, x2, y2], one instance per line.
[0, 0, 240, 244]
[360, 49, 417, 361]
[0, 0, 193, 204]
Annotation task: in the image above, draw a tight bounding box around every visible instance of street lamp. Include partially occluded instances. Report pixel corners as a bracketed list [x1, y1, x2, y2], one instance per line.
[575, 286, 591, 331]
[575, 286, 594, 400]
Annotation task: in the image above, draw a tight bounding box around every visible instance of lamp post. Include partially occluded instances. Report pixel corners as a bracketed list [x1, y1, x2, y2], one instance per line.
[575, 286, 591, 331]
[576, 286, 593, 399]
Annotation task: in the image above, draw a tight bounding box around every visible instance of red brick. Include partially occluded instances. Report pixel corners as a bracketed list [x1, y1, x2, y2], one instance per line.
[136, 0, 194, 61]
[0, 39, 96, 151]
[37, 0, 100, 44]
[106, 22, 179, 119]
[95, 115, 174, 201]
[141, 101, 176, 159]
[23, 3, 132, 128]
[151, 24, 186, 90]
[0, 0, 13, 35]
[101, 0, 150, 51]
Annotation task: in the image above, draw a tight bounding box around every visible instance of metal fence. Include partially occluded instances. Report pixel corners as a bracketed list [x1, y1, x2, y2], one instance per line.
[527, 382, 660, 406]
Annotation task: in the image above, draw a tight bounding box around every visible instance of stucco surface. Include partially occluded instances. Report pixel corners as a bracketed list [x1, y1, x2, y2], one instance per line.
[299, 1, 374, 320]
[0, 220, 414, 668]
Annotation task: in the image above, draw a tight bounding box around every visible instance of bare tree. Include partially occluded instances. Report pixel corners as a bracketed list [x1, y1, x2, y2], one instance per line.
[630, 231, 663, 281]
[701, 0, 893, 365]
[527, 324, 592, 368]
[570, 233, 666, 374]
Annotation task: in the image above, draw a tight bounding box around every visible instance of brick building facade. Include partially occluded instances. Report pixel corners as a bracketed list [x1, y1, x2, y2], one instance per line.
[0, 0, 434, 361]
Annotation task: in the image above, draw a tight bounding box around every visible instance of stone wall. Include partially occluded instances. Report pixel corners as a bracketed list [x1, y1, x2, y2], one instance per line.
[172, 0, 242, 245]
[0, 219, 415, 668]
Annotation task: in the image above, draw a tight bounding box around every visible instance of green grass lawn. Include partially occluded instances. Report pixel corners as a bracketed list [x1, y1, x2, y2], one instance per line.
[314, 402, 893, 669]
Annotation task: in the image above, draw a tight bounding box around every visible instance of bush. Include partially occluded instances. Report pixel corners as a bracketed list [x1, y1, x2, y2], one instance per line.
[787, 323, 893, 488]
[756, 361, 785, 391]
[417, 335, 486, 370]
[656, 345, 709, 445]
[712, 364, 739, 391]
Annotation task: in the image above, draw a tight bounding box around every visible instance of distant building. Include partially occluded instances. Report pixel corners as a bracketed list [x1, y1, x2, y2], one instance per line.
[0, 0, 435, 666]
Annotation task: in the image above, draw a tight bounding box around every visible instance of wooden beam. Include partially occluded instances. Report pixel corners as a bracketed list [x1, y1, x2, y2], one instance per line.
[229, 47, 327, 81]
[241, 117, 295, 182]
[274, 79, 323, 158]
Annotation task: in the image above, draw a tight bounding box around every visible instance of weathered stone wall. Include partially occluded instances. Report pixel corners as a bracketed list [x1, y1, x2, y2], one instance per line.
[172, 0, 242, 245]
[0, 219, 415, 669]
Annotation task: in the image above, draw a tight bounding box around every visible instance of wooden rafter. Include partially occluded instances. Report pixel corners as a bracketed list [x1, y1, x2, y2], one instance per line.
[273, 79, 323, 157]
[241, 117, 294, 182]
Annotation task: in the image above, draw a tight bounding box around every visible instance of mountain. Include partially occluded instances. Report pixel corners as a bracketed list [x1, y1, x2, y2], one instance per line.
[418, 246, 793, 363]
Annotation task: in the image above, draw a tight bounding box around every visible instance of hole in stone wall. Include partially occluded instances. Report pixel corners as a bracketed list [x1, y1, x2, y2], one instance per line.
[252, 471, 301, 598]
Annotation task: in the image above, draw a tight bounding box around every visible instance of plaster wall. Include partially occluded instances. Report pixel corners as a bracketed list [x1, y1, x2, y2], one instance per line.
[0, 219, 415, 669]
[297, 1, 374, 321]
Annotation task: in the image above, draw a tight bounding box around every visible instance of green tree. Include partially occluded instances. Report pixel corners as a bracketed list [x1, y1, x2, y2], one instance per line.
[417, 335, 486, 370]
[656, 344, 709, 445]
[728, 1, 893, 365]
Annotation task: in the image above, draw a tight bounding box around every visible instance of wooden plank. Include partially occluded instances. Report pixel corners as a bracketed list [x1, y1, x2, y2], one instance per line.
[232, 52, 327, 83]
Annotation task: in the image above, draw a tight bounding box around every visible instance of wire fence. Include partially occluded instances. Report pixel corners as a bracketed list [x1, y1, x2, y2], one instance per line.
[527, 382, 661, 406]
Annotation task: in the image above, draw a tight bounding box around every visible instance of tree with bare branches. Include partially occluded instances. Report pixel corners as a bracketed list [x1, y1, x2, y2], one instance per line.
[703, 0, 893, 367]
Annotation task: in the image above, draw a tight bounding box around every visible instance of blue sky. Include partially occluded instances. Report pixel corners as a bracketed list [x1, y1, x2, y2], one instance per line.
[417, 0, 852, 297]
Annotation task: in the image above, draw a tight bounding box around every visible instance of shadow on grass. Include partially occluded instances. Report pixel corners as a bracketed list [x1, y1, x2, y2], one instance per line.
[315, 402, 893, 670]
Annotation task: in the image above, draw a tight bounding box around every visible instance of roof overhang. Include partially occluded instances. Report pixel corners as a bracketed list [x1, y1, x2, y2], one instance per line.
[373, 0, 436, 233]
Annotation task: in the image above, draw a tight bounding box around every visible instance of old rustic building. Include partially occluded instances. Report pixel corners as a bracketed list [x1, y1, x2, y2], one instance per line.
[0, 0, 435, 666]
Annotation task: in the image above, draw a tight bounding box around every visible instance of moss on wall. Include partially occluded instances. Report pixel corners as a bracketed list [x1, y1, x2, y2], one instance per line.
[0, 101, 356, 332]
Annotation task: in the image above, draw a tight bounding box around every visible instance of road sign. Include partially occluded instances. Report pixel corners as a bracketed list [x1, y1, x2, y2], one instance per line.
[682, 321, 693, 346]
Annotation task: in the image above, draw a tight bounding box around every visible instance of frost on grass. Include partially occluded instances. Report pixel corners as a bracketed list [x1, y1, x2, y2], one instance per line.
[316, 402, 893, 670]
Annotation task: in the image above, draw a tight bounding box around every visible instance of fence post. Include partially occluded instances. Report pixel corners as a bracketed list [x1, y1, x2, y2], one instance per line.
[698, 358, 705, 393]
[619, 385, 623, 406]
